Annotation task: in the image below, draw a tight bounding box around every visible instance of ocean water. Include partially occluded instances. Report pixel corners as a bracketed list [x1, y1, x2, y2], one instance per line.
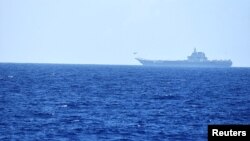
[0, 63, 249, 141]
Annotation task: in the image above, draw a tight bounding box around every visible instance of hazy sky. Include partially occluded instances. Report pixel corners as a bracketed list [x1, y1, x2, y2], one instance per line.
[0, 0, 249, 66]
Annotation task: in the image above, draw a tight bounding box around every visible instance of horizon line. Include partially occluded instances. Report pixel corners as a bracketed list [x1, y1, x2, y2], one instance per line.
[0, 61, 249, 68]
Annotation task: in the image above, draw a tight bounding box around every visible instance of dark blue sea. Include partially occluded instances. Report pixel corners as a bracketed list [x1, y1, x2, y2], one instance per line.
[0, 63, 249, 141]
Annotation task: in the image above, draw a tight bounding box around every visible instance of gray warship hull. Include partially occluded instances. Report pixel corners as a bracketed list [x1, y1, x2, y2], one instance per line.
[136, 59, 232, 68]
[136, 49, 232, 68]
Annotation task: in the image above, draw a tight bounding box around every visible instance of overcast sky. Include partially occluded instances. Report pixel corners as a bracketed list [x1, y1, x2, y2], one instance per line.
[0, 0, 249, 67]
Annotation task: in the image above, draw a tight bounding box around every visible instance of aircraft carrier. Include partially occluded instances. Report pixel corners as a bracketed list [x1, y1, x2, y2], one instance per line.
[136, 49, 232, 68]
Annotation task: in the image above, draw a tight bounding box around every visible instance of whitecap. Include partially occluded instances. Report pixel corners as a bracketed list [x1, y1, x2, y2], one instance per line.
[8, 75, 14, 78]
[73, 119, 80, 122]
[61, 104, 68, 108]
